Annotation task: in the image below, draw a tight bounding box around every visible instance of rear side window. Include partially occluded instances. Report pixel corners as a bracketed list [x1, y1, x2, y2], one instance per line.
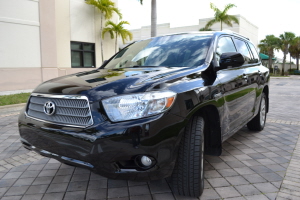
[234, 38, 252, 64]
[248, 42, 260, 63]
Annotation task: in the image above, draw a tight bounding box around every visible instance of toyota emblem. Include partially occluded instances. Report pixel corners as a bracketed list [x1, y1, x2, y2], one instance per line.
[44, 101, 56, 115]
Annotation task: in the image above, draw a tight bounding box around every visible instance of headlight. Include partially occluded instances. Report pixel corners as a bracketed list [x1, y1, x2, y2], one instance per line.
[102, 90, 176, 122]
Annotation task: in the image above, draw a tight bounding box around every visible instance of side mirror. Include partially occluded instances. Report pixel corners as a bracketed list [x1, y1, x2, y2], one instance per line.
[219, 52, 245, 69]
[100, 60, 109, 68]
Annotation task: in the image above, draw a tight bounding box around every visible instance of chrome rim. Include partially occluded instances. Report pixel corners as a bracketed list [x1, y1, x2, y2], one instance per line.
[260, 97, 266, 127]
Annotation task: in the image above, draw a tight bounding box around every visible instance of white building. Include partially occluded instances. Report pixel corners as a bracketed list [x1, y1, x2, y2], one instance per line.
[128, 15, 258, 47]
[0, 0, 118, 92]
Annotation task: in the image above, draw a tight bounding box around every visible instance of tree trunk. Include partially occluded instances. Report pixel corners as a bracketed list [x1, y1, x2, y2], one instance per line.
[100, 14, 104, 62]
[297, 56, 299, 70]
[281, 47, 288, 76]
[151, 0, 157, 37]
[115, 36, 118, 53]
[290, 54, 292, 72]
[221, 21, 222, 31]
[268, 57, 272, 71]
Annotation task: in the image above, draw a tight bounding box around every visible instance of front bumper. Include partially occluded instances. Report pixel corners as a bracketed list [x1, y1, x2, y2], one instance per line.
[18, 108, 186, 181]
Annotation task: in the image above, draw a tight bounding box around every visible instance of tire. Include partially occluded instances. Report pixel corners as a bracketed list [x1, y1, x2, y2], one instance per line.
[171, 115, 205, 197]
[247, 93, 267, 131]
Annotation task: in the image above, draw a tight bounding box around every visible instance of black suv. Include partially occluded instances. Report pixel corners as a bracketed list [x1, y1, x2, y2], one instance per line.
[18, 31, 269, 197]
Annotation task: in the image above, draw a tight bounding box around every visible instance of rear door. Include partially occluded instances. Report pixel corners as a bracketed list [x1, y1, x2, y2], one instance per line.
[233, 38, 260, 121]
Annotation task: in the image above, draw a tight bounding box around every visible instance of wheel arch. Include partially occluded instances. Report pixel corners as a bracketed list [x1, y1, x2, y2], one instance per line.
[263, 85, 269, 113]
[195, 105, 222, 156]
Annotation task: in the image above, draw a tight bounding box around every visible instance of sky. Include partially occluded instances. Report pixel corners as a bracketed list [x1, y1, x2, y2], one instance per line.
[118, 0, 300, 60]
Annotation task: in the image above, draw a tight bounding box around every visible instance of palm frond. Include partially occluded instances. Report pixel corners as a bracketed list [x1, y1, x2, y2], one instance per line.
[223, 4, 236, 14]
[205, 19, 218, 29]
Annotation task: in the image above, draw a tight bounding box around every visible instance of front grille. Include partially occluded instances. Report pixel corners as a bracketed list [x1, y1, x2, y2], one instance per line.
[26, 94, 93, 127]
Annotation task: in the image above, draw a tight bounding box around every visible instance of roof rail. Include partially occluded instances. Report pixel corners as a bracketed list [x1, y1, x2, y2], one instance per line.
[222, 30, 250, 41]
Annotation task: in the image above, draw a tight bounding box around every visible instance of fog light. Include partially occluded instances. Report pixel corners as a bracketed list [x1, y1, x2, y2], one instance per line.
[140, 156, 152, 167]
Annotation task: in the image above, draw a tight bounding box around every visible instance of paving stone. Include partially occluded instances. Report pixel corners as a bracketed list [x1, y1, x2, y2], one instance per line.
[242, 174, 267, 184]
[225, 176, 249, 186]
[86, 189, 107, 200]
[130, 194, 152, 200]
[233, 167, 255, 175]
[41, 192, 64, 200]
[20, 170, 40, 179]
[4, 186, 29, 196]
[32, 177, 53, 185]
[210, 162, 231, 170]
[21, 194, 43, 200]
[64, 191, 86, 200]
[207, 177, 230, 187]
[0, 179, 17, 188]
[259, 172, 283, 182]
[149, 179, 171, 194]
[129, 185, 150, 196]
[13, 177, 35, 186]
[225, 161, 246, 168]
[234, 184, 261, 196]
[67, 181, 88, 192]
[204, 170, 222, 178]
[244, 194, 269, 200]
[253, 182, 278, 193]
[215, 186, 241, 198]
[152, 193, 175, 200]
[26, 184, 48, 195]
[108, 179, 128, 188]
[46, 183, 68, 193]
[107, 187, 129, 198]
[37, 169, 57, 177]
[2, 172, 23, 180]
[249, 165, 273, 173]
[51, 175, 71, 183]
[0, 187, 9, 196]
[87, 179, 107, 190]
[217, 169, 238, 177]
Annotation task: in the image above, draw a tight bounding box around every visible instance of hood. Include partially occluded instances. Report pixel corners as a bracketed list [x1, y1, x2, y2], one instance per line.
[33, 67, 204, 102]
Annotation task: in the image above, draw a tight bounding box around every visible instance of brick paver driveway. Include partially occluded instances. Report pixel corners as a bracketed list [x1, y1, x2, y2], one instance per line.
[0, 77, 299, 200]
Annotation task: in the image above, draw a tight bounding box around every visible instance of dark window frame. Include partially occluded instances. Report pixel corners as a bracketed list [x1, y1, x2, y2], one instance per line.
[71, 41, 96, 68]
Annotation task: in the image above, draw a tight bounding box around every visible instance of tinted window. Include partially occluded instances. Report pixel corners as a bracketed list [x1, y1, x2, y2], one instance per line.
[234, 39, 252, 64]
[71, 42, 95, 68]
[104, 34, 212, 69]
[248, 42, 260, 63]
[216, 37, 237, 63]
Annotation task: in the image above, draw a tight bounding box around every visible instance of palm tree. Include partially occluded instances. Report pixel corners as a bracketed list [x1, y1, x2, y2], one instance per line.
[289, 37, 300, 70]
[102, 21, 133, 53]
[138, 0, 157, 37]
[86, 0, 122, 61]
[279, 32, 295, 75]
[258, 35, 281, 70]
[205, 3, 239, 31]
[199, 27, 213, 31]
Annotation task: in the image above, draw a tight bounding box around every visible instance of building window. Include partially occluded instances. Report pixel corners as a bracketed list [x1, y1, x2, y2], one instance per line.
[71, 42, 95, 68]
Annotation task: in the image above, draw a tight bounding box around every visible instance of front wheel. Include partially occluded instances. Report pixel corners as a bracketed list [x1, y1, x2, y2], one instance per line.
[247, 93, 267, 131]
[171, 116, 205, 197]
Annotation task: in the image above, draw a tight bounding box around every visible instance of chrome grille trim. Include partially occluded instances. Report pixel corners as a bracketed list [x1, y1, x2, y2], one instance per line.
[25, 93, 94, 128]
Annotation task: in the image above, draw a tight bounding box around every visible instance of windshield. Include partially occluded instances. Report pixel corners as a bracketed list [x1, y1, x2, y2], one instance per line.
[104, 34, 212, 69]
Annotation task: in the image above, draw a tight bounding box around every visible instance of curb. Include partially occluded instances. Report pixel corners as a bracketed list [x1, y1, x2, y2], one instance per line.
[0, 103, 26, 110]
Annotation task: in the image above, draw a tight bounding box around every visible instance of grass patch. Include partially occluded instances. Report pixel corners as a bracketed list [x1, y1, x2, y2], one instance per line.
[0, 93, 31, 106]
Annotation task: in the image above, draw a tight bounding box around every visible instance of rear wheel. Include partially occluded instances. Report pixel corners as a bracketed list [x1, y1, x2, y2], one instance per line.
[247, 93, 267, 131]
[171, 116, 205, 197]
